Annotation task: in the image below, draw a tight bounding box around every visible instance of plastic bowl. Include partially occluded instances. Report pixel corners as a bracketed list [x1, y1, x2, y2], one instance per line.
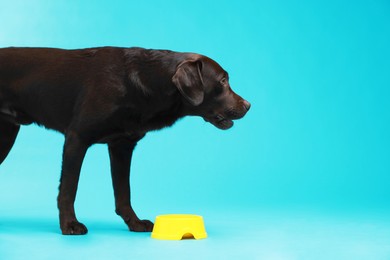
[151, 214, 207, 240]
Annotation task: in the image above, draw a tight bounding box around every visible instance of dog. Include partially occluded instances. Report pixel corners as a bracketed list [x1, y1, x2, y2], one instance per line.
[0, 47, 250, 235]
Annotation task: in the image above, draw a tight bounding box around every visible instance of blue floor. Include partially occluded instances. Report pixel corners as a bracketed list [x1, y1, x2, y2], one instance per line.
[1, 208, 389, 260]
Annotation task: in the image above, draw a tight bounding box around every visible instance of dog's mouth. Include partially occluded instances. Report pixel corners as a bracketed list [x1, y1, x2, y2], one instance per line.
[204, 114, 234, 130]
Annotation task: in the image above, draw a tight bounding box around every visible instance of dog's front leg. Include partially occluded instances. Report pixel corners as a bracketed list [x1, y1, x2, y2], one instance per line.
[58, 132, 89, 235]
[108, 138, 154, 232]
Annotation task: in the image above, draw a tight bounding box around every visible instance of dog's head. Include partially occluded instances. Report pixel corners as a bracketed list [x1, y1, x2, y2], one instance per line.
[172, 54, 250, 130]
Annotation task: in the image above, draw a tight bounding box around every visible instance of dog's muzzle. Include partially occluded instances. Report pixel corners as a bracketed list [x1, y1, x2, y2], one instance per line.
[205, 100, 251, 130]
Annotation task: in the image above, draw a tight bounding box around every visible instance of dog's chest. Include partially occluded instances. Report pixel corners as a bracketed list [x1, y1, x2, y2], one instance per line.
[117, 102, 182, 134]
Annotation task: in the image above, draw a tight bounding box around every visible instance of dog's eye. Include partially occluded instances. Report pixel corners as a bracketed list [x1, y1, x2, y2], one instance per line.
[220, 78, 228, 86]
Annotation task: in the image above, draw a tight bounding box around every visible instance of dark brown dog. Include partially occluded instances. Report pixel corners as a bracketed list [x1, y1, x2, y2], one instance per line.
[0, 47, 250, 235]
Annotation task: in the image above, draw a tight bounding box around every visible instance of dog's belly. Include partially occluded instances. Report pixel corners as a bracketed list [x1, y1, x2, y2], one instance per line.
[95, 131, 145, 144]
[0, 105, 34, 125]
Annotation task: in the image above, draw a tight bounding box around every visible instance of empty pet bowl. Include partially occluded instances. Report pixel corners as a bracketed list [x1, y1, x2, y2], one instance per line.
[151, 214, 207, 240]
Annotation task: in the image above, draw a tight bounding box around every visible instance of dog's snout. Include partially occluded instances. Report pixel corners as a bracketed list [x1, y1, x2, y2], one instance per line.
[243, 100, 251, 111]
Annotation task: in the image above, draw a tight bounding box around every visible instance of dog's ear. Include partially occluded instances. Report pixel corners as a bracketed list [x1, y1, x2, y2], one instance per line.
[172, 60, 204, 106]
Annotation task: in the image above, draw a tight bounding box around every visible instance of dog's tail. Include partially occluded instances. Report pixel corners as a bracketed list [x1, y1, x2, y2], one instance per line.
[0, 118, 20, 165]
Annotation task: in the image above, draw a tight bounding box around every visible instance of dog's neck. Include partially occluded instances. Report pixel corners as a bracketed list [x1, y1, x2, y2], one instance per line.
[120, 48, 209, 134]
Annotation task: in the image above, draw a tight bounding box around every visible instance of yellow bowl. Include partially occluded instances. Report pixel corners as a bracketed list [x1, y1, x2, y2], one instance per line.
[151, 214, 207, 240]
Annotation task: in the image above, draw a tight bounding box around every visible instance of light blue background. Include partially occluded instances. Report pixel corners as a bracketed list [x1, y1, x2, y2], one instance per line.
[1, 0, 389, 259]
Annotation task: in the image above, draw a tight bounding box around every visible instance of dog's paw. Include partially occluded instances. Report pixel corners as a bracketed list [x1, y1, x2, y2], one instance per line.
[61, 221, 88, 235]
[128, 219, 154, 232]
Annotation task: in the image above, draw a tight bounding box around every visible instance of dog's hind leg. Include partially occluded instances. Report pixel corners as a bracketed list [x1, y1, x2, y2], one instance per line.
[0, 118, 20, 164]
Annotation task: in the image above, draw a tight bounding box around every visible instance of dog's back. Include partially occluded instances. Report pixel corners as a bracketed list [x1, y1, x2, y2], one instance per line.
[1, 47, 122, 131]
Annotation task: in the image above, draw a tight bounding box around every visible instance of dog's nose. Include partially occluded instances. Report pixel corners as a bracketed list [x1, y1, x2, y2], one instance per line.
[243, 100, 251, 111]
